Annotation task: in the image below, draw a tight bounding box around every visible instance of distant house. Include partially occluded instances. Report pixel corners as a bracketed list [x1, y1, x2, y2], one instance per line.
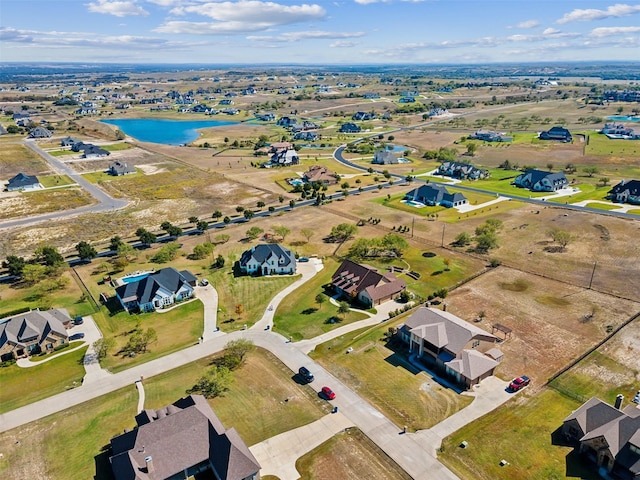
[28, 126, 52, 138]
[600, 123, 638, 140]
[404, 184, 467, 208]
[218, 99, 233, 105]
[83, 145, 110, 159]
[468, 130, 512, 142]
[239, 244, 296, 276]
[607, 179, 640, 204]
[513, 169, 568, 192]
[0, 309, 72, 361]
[539, 126, 572, 142]
[115, 268, 196, 313]
[109, 394, 261, 480]
[303, 165, 338, 185]
[397, 307, 501, 389]
[6, 173, 43, 192]
[276, 116, 295, 128]
[372, 150, 399, 165]
[60, 136, 80, 147]
[428, 108, 449, 117]
[352, 111, 376, 121]
[436, 161, 489, 180]
[109, 161, 136, 176]
[561, 396, 640, 479]
[398, 97, 416, 103]
[256, 113, 276, 121]
[293, 131, 318, 141]
[75, 107, 99, 115]
[339, 123, 361, 133]
[270, 148, 299, 166]
[332, 259, 406, 308]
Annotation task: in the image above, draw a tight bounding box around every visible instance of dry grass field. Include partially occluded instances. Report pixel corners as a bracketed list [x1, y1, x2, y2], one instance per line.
[0, 143, 52, 176]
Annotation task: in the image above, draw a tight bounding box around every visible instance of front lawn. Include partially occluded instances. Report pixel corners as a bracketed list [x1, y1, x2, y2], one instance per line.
[38, 174, 75, 188]
[0, 346, 88, 414]
[273, 257, 368, 341]
[310, 318, 472, 431]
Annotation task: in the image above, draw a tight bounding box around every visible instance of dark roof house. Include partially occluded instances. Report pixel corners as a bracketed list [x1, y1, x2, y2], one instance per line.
[539, 126, 572, 142]
[404, 184, 467, 208]
[109, 161, 136, 176]
[436, 161, 489, 180]
[339, 123, 361, 133]
[239, 244, 296, 276]
[332, 259, 406, 308]
[607, 180, 640, 205]
[115, 268, 196, 313]
[6, 173, 43, 192]
[110, 394, 261, 480]
[513, 169, 568, 192]
[28, 126, 52, 138]
[372, 150, 399, 165]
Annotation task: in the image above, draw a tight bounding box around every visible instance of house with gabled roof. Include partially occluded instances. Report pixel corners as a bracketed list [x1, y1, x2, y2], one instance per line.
[561, 396, 640, 478]
[239, 244, 296, 276]
[109, 394, 260, 480]
[83, 144, 111, 159]
[303, 165, 338, 185]
[339, 123, 361, 133]
[332, 259, 406, 308]
[404, 184, 467, 208]
[436, 161, 489, 180]
[60, 136, 80, 147]
[28, 126, 52, 138]
[397, 307, 501, 388]
[607, 180, 640, 205]
[513, 169, 568, 192]
[6, 172, 43, 192]
[372, 150, 399, 165]
[0, 309, 72, 361]
[539, 126, 572, 142]
[115, 268, 196, 313]
[109, 161, 136, 176]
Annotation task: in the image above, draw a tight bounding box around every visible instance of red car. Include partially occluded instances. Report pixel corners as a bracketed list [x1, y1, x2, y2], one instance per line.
[509, 376, 530, 392]
[321, 386, 336, 400]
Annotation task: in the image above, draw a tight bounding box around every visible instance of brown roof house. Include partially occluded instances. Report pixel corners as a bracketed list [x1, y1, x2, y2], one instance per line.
[0, 309, 72, 361]
[110, 394, 261, 480]
[397, 307, 502, 389]
[561, 396, 640, 478]
[303, 165, 338, 185]
[332, 259, 406, 308]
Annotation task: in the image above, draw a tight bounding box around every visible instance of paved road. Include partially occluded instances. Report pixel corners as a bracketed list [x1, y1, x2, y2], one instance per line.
[0, 140, 129, 230]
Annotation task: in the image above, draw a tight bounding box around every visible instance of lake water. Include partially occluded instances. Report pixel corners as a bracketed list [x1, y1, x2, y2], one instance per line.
[101, 118, 239, 145]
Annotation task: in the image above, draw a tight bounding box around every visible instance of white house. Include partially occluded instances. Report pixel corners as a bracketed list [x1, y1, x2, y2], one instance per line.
[238, 244, 296, 276]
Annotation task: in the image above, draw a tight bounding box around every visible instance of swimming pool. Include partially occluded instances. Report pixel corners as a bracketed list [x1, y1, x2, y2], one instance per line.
[606, 115, 640, 122]
[120, 272, 152, 284]
[288, 178, 304, 186]
[402, 200, 426, 208]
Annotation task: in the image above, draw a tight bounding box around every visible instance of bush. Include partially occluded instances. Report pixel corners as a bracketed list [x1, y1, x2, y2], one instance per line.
[1, 358, 17, 367]
[54, 343, 71, 352]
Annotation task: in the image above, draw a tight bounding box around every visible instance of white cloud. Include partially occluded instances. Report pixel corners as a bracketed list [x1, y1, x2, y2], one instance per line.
[557, 3, 640, 24]
[590, 25, 640, 37]
[247, 30, 365, 42]
[354, 0, 426, 3]
[86, 0, 149, 17]
[145, 0, 179, 5]
[516, 20, 539, 29]
[543, 27, 561, 35]
[330, 40, 358, 47]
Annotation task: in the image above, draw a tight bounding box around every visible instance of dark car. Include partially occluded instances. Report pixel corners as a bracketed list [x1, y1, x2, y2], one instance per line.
[74, 316, 84, 325]
[69, 333, 85, 341]
[299, 366, 314, 383]
[321, 386, 336, 400]
[509, 376, 530, 391]
[298, 257, 309, 262]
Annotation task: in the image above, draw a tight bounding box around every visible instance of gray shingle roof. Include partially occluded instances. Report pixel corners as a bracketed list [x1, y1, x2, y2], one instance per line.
[0, 309, 69, 351]
[115, 268, 193, 306]
[239, 244, 294, 268]
[7, 173, 40, 189]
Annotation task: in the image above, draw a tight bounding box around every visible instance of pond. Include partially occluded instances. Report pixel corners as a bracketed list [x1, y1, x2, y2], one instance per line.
[100, 118, 239, 145]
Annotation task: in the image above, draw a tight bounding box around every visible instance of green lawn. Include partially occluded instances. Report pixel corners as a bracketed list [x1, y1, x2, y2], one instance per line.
[96, 299, 204, 373]
[310, 318, 472, 431]
[47, 149, 76, 157]
[102, 143, 133, 152]
[0, 346, 88, 414]
[38, 174, 75, 188]
[82, 170, 141, 183]
[273, 257, 369, 341]
[584, 134, 640, 156]
[0, 347, 329, 480]
[580, 202, 624, 211]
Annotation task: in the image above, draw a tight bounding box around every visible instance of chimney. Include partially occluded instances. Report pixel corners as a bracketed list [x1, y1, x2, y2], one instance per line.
[145, 456, 154, 473]
[615, 394, 624, 410]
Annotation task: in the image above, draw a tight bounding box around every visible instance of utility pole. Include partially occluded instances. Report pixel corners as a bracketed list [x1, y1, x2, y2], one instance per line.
[588, 261, 597, 289]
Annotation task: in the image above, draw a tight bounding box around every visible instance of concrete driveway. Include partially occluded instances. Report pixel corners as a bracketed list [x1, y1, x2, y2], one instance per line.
[196, 284, 220, 341]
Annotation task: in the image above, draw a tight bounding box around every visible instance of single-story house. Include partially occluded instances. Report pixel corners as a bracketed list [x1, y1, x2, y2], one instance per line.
[339, 123, 361, 133]
[270, 149, 299, 166]
[607, 180, 640, 205]
[397, 307, 501, 388]
[332, 259, 406, 308]
[513, 169, 568, 192]
[561, 396, 640, 479]
[6, 172, 43, 192]
[276, 116, 295, 127]
[468, 130, 512, 142]
[0, 309, 72, 361]
[436, 161, 489, 180]
[60, 136, 80, 147]
[109, 161, 136, 176]
[303, 165, 338, 185]
[28, 126, 52, 138]
[293, 131, 319, 141]
[352, 111, 376, 121]
[239, 244, 296, 276]
[372, 150, 399, 165]
[109, 394, 261, 480]
[115, 268, 196, 313]
[539, 126, 572, 142]
[83, 145, 111, 159]
[404, 184, 467, 208]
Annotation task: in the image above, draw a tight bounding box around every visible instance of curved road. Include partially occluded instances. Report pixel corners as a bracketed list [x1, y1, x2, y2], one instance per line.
[0, 140, 129, 230]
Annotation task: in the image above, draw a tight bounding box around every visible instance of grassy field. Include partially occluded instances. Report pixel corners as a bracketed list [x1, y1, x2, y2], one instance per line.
[0, 144, 50, 176]
[47, 149, 76, 157]
[310, 318, 473, 431]
[0, 346, 87, 414]
[0, 188, 94, 220]
[82, 169, 140, 183]
[0, 347, 329, 480]
[273, 257, 369, 341]
[38, 174, 75, 188]
[102, 143, 133, 152]
[584, 134, 640, 156]
[295, 427, 412, 480]
[96, 299, 204, 373]
[439, 389, 599, 480]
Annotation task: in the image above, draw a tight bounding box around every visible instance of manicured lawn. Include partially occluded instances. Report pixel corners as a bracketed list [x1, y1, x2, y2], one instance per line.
[273, 257, 369, 341]
[0, 347, 329, 480]
[83, 170, 140, 183]
[0, 346, 88, 414]
[38, 174, 75, 188]
[311, 318, 472, 430]
[296, 427, 412, 480]
[439, 389, 600, 480]
[581, 202, 624, 211]
[97, 299, 204, 373]
[584, 134, 640, 156]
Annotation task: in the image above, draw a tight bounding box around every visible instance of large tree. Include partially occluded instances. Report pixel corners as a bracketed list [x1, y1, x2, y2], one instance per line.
[188, 366, 233, 399]
[330, 223, 358, 242]
[2, 255, 26, 277]
[272, 225, 290, 241]
[246, 226, 263, 240]
[136, 228, 157, 247]
[76, 241, 98, 261]
[35, 246, 65, 267]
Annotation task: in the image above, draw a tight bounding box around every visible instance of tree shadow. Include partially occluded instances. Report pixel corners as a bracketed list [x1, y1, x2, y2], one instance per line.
[422, 252, 437, 258]
[431, 270, 443, 276]
[544, 246, 565, 253]
[94, 445, 114, 480]
[301, 308, 318, 315]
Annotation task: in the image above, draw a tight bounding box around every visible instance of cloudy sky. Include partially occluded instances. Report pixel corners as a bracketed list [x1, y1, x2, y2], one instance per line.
[1, 1, 640, 64]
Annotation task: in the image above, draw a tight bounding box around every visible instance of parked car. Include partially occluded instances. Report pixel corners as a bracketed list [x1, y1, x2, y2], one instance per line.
[508, 376, 530, 391]
[321, 386, 336, 400]
[69, 333, 85, 341]
[200, 278, 209, 286]
[74, 316, 84, 325]
[299, 366, 314, 383]
[298, 257, 309, 262]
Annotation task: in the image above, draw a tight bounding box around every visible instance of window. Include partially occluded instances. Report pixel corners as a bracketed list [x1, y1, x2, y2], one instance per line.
[631, 444, 640, 456]
[472, 340, 480, 349]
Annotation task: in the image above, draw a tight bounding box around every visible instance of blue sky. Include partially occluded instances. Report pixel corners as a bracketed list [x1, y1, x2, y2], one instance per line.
[1, 1, 639, 64]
